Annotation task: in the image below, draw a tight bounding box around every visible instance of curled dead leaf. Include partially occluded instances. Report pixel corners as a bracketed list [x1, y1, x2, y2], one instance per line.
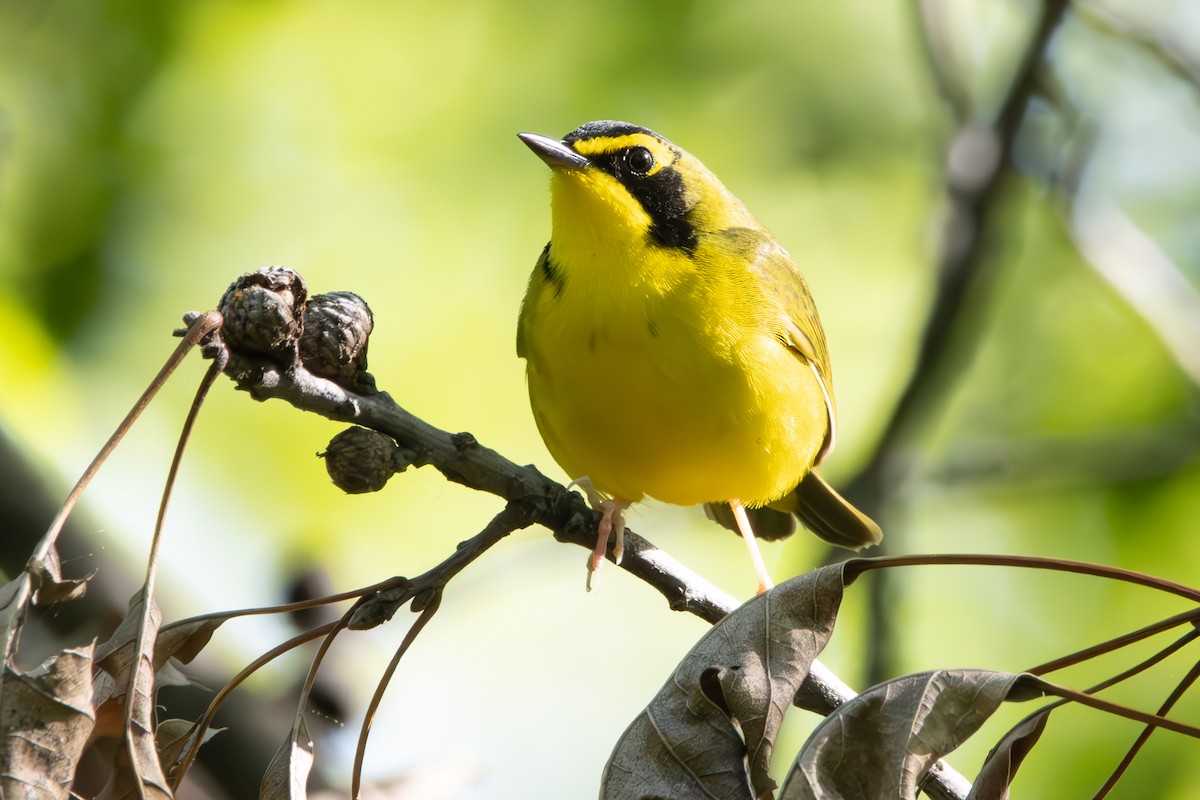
[157, 718, 223, 787]
[966, 707, 1053, 800]
[780, 670, 1042, 799]
[601, 563, 849, 799]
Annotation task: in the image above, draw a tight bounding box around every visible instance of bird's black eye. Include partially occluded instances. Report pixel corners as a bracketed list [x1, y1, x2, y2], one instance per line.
[624, 146, 655, 176]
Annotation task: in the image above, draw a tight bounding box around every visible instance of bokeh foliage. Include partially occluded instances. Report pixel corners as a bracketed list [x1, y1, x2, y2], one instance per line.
[1, 0, 1198, 797]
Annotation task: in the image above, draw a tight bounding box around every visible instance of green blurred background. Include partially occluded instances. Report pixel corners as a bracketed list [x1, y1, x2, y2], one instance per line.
[2, 0, 1199, 797]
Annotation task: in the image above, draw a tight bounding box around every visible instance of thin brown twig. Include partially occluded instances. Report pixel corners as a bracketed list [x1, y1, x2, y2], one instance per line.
[348, 501, 538, 629]
[158, 574, 409, 637]
[123, 347, 227, 798]
[161, 501, 548, 790]
[1, 311, 222, 664]
[352, 591, 442, 800]
[294, 606, 356, 732]
[1034, 676, 1200, 740]
[1093, 642, 1200, 798]
[1082, 629, 1200, 699]
[168, 621, 339, 790]
[846, 552, 1200, 603]
[1027, 606, 1200, 676]
[980, 627, 1200, 796]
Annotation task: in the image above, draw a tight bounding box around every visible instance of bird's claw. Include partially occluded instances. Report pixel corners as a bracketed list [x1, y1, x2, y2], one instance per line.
[569, 477, 629, 590]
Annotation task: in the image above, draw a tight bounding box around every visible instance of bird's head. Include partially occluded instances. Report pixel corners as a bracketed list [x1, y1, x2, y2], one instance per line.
[519, 121, 758, 257]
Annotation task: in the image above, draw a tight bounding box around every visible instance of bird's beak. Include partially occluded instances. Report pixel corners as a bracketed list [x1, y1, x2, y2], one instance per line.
[518, 132, 590, 170]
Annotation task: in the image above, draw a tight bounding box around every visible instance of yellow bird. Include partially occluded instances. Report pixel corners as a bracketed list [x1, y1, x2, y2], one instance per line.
[517, 121, 881, 591]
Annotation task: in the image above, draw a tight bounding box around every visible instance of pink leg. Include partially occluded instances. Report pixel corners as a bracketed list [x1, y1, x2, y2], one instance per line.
[730, 498, 774, 594]
[570, 478, 630, 591]
[585, 497, 630, 591]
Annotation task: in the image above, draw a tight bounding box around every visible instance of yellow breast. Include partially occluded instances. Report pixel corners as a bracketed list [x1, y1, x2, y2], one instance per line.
[520, 233, 828, 508]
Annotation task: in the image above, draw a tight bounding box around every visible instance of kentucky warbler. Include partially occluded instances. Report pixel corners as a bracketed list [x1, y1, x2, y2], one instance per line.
[517, 120, 882, 592]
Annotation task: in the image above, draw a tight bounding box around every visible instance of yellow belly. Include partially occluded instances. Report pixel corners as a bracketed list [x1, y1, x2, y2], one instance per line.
[525, 314, 827, 507]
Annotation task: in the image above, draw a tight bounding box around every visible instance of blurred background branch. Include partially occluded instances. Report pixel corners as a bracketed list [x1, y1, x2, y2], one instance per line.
[1076, 1, 1200, 92]
[848, 0, 1071, 684]
[1070, 201, 1200, 386]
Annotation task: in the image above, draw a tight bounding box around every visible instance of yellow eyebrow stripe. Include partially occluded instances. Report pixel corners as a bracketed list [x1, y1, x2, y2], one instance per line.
[571, 134, 676, 176]
[571, 133, 656, 154]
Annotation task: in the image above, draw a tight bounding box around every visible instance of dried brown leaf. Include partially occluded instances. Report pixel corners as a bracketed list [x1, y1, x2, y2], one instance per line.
[155, 718, 198, 759]
[157, 718, 223, 786]
[94, 592, 173, 800]
[0, 574, 22, 614]
[29, 546, 94, 606]
[92, 615, 223, 706]
[0, 549, 88, 665]
[127, 625, 173, 799]
[154, 658, 205, 692]
[261, 716, 314, 800]
[94, 594, 163, 675]
[0, 645, 96, 800]
[966, 707, 1053, 800]
[93, 593, 164, 706]
[601, 563, 848, 800]
[155, 617, 225, 666]
[0, 573, 23, 658]
[96, 739, 171, 800]
[90, 678, 125, 742]
[780, 670, 1040, 799]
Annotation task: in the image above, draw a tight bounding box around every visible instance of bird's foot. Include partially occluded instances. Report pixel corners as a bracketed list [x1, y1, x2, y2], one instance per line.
[568, 477, 630, 591]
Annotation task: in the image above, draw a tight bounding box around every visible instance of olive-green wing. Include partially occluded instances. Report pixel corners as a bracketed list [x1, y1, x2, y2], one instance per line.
[745, 237, 831, 378]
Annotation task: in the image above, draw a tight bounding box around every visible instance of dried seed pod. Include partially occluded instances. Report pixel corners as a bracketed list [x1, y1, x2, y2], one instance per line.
[322, 427, 399, 494]
[218, 266, 307, 360]
[299, 291, 373, 387]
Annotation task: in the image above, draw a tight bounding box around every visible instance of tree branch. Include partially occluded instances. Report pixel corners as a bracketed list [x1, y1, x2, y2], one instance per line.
[187, 297, 975, 797]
